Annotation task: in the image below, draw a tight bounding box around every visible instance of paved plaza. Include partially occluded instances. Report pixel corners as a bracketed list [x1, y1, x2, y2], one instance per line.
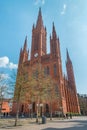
[0, 116, 87, 130]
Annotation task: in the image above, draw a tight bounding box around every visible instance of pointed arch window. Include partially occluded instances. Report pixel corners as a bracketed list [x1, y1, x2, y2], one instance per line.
[34, 35, 39, 51]
[55, 84, 59, 95]
[44, 66, 50, 76]
[47, 66, 49, 75]
[54, 64, 57, 76]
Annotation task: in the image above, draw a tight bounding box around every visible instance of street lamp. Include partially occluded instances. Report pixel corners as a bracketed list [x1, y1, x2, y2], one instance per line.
[36, 103, 39, 122]
[59, 106, 63, 117]
[28, 104, 32, 119]
[40, 103, 43, 117]
[36, 103, 43, 123]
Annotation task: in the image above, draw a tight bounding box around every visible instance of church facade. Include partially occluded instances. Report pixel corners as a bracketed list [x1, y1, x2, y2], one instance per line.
[12, 8, 80, 116]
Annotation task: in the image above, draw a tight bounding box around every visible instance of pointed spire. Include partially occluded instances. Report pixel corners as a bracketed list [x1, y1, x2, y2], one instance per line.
[66, 49, 72, 63]
[39, 7, 41, 16]
[52, 22, 57, 39]
[50, 34, 51, 40]
[53, 22, 55, 32]
[19, 47, 22, 57]
[20, 47, 22, 53]
[66, 49, 69, 60]
[33, 24, 35, 29]
[45, 26, 46, 31]
[36, 7, 43, 28]
[23, 36, 27, 51]
[19, 47, 23, 64]
[28, 49, 29, 54]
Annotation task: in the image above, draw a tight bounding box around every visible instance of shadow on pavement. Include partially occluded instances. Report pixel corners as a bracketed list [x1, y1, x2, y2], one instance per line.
[42, 120, 87, 130]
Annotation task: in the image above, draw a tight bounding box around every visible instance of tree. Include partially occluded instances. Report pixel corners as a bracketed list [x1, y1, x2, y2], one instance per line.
[12, 62, 59, 125]
[9, 66, 27, 126]
[0, 73, 8, 118]
[44, 76, 59, 120]
[13, 65, 28, 126]
[24, 63, 59, 121]
[78, 94, 87, 115]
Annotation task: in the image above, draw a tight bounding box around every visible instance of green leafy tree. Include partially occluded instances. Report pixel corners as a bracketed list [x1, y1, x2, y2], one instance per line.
[24, 63, 59, 121]
[9, 66, 27, 126]
[13, 65, 28, 126]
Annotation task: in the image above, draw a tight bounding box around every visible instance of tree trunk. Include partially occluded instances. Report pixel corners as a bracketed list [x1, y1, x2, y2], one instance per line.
[50, 101, 52, 120]
[14, 102, 20, 126]
[36, 105, 39, 122]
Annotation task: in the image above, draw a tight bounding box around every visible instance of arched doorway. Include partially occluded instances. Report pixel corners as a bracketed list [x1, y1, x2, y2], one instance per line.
[45, 104, 49, 113]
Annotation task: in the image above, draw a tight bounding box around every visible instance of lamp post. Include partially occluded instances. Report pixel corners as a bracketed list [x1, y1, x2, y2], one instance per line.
[28, 104, 32, 119]
[36, 103, 43, 123]
[40, 103, 43, 117]
[59, 106, 63, 117]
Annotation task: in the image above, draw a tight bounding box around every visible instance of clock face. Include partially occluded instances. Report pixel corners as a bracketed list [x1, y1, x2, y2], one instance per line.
[34, 53, 38, 57]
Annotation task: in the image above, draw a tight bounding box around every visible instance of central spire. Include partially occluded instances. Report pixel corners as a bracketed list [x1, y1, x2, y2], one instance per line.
[36, 7, 43, 28]
[52, 22, 57, 39]
[23, 36, 27, 51]
[66, 49, 71, 63]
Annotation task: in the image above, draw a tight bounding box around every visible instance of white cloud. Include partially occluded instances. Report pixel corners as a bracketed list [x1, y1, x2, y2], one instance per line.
[0, 56, 9, 68]
[9, 62, 18, 69]
[34, 0, 45, 5]
[61, 4, 67, 15]
[0, 56, 18, 69]
[0, 73, 9, 80]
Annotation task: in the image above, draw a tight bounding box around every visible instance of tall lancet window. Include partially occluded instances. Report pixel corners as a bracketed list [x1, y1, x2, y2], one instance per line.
[44, 66, 50, 76]
[54, 64, 57, 76]
[47, 66, 49, 75]
[34, 35, 39, 51]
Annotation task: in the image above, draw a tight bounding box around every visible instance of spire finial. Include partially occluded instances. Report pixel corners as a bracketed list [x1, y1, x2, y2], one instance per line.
[39, 7, 41, 16]
[23, 36, 27, 51]
[52, 22, 57, 38]
[20, 47, 22, 55]
[66, 48, 70, 61]
[53, 22, 55, 31]
[36, 7, 43, 28]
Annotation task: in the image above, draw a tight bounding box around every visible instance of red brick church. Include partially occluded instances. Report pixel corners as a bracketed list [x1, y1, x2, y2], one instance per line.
[12, 8, 80, 116]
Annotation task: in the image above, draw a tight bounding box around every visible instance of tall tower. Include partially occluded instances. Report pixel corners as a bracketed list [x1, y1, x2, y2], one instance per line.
[50, 23, 67, 114]
[50, 22, 63, 80]
[12, 8, 80, 116]
[31, 8, 46, 59]
[66, 49, 80, 113]
[66, 49, 76, 91]
[19, 36, 29, 65]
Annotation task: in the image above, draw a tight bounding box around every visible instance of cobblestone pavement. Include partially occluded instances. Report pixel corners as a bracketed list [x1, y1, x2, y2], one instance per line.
[0, 116, 87, 130]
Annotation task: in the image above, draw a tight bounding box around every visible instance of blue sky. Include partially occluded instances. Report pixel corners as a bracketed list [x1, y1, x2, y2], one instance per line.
[0, 0, 87, 94]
